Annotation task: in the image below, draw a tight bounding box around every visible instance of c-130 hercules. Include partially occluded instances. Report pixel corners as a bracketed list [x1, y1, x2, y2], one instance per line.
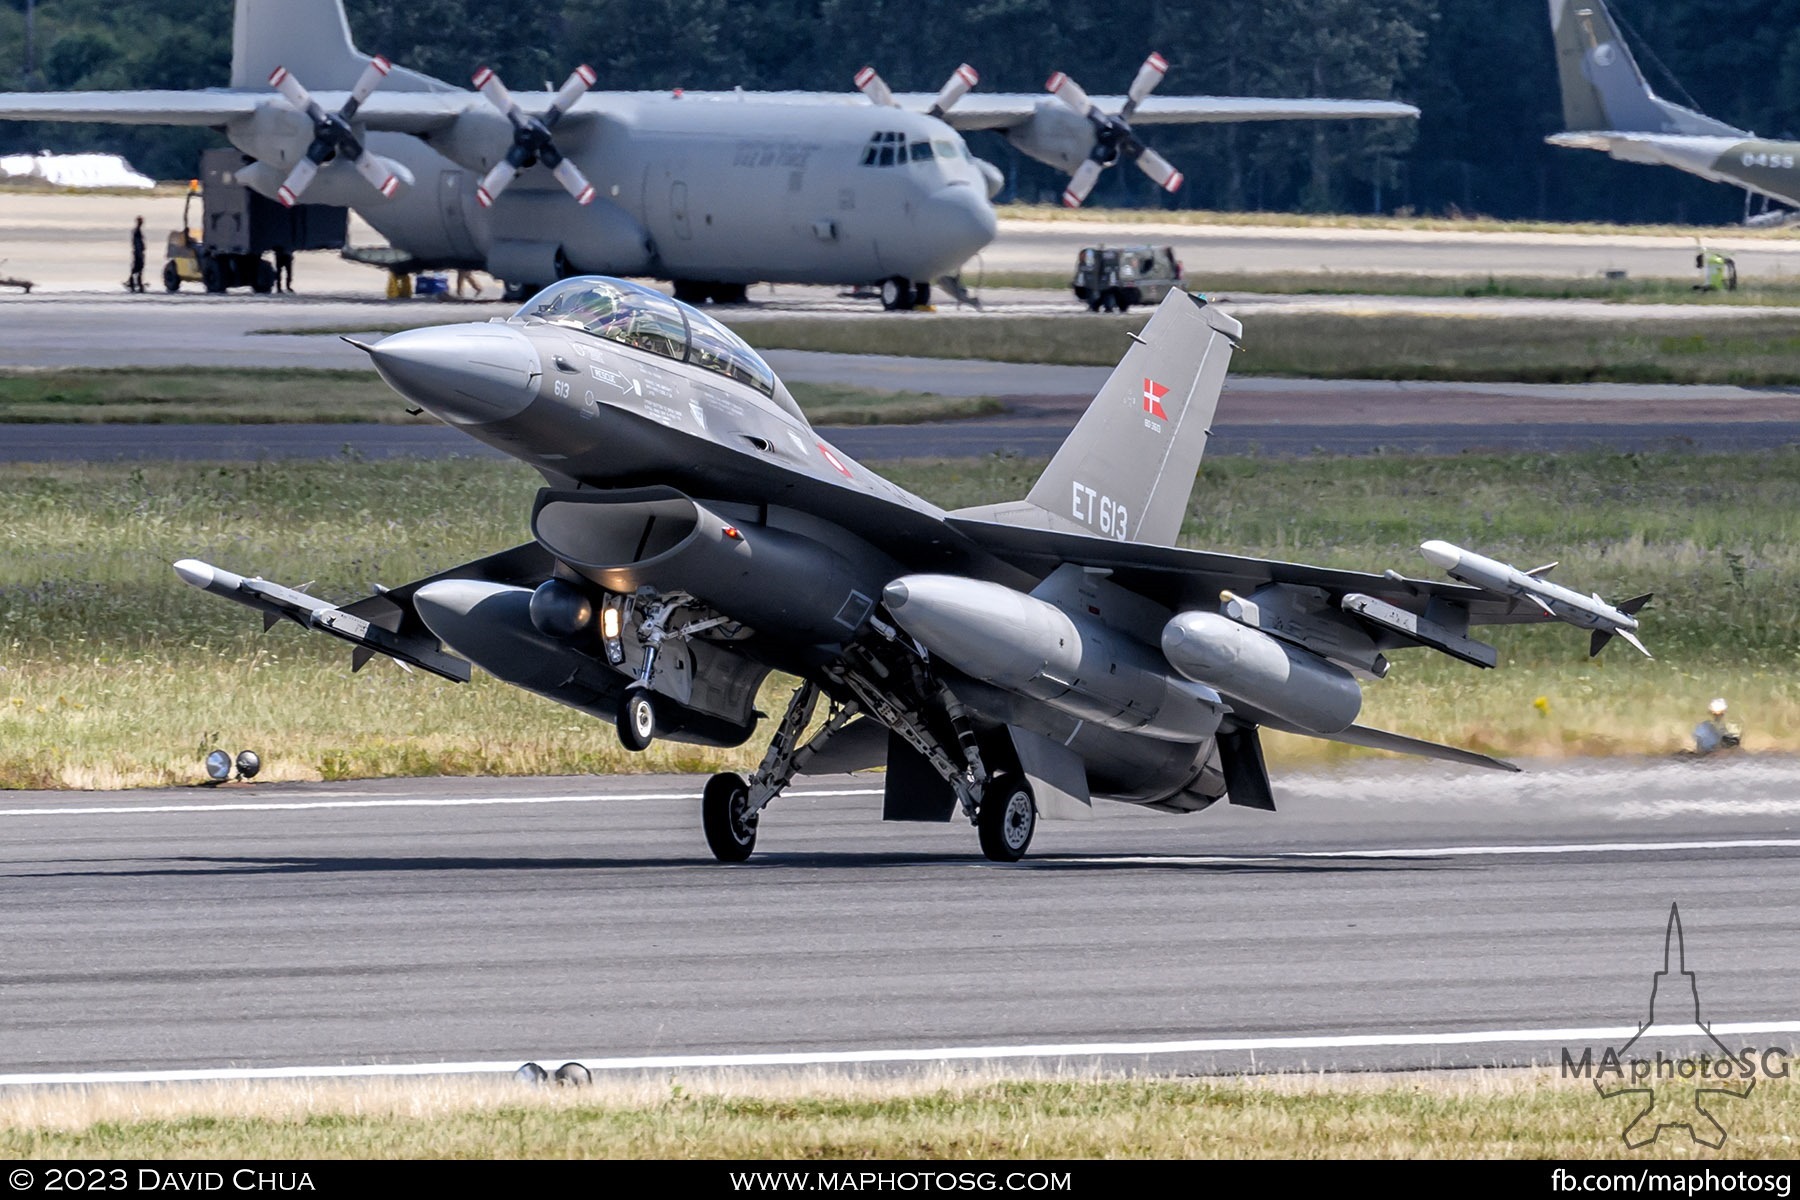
[0, 0, 1417, 307]
[174, 282, 1651, 862]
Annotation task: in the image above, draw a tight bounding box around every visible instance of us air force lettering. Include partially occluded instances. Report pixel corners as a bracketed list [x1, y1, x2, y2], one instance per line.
[0, 0, 1418, 306]
[173, 283, 1652, 863]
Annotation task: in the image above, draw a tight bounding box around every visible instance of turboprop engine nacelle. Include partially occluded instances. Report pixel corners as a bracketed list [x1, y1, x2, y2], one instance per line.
[531, 486, 891, 643]
[882, 574, 1224, 743]
[1160, 610, 1363, 734]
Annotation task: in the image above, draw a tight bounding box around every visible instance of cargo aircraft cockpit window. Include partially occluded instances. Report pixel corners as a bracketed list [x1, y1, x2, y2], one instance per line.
[515, 277, 779, 400]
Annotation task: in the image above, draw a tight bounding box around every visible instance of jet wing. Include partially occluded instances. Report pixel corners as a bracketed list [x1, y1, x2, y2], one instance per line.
[0, 89, 474, 134]
[914, 93, 1419, 132]
[949, 518, 1556, 627]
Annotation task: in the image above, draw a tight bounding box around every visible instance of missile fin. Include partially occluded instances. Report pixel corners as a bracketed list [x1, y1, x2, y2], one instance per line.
[1618, 592, 1654, 616]
[1618, 629, 1653, 658]
[1525, 561, 1558, 578]
[1590, 628, 1614, 658]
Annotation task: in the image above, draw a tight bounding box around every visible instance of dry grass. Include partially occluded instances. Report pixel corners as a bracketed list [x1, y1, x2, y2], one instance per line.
[0, 1068, 1792, 1158]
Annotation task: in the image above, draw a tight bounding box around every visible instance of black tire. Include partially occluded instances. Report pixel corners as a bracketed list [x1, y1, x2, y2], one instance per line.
[879, 276, 910, 311]
[1086, 299, 1102, 312]
[616, 687, 657, 752]
[911, 281, 931, 308]
[162, 262, 181, 293]
[671, 279, 709, 304]
[1099, 290, 1118, 313]
[201, 259, 225, 294]
[977, 774, 1036, 862]
[703, 771, 757, 862]
[252, 259, 276, 295]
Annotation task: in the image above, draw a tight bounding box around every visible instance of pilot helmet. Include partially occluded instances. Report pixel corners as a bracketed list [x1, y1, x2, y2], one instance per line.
[1709, 697, 1728, 717]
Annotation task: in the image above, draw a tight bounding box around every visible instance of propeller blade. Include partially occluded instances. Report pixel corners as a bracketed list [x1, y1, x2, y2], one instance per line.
[1062, 158, 1103, 208]
[475, 160, 519, 208]
[345, 55, 392, 113]
[1133, 145, 1183, 193]
[928, 63, 979, 117]
[551, 157, 596, 205]
[351, 148, 402, 198]
[854, 66, 896, 108]
[267, 66, 323, 122]
[548, 63, 597, 124]
[1045, 71, 1093, 117]
[1125, 52, 1168, 110]
[472, 66, 525, 124]
[275, 156, 320, 208]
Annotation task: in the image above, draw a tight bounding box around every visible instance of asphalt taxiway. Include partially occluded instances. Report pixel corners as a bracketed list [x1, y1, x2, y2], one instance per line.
[0, 759, 1794, 1081]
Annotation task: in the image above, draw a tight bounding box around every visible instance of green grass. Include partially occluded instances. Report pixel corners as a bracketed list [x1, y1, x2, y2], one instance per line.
[0, 368, 996, 427]
[3, 450, 1799, 788]
[1, 1070, 1792, 1158]
[972, 268, 1800, 304]
[725, 311, 1800, 385]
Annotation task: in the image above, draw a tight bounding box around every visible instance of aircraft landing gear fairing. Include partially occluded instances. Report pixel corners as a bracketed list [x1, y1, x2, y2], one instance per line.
[701, 681, 860, 862]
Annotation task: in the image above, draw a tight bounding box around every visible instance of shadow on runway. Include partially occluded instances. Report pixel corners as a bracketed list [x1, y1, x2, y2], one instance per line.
[5, 850, 1459, 878]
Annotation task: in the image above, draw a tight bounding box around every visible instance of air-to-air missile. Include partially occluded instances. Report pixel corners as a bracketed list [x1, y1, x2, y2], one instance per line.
[1417, 540, 1653, 658]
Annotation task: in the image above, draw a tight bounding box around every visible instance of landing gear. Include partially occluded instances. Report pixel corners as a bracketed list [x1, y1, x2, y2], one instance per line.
[977, 774, 1036, 862]
[698, 681, 861, 863]
[702, 771, 756, 862]
[617, 687, 657, 752]
[912, 281, 931, 308]
[879, 276, 913, 311]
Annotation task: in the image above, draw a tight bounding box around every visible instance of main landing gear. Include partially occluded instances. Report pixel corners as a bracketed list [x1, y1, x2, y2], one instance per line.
[702, 681, 861, 862]
[878, 277, 931, 311]
[977, 773, 1036, 863]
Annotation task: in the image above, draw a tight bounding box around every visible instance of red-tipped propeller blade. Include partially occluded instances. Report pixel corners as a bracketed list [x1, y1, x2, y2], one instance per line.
[854, 66, 897, 108]
[1062, 159, 1103, 207]
[929, 63, 979, 117]
[1045, 71, 1093, 116]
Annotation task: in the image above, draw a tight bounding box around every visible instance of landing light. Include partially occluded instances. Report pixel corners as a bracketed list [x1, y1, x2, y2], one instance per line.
[601, 596, 626, 665]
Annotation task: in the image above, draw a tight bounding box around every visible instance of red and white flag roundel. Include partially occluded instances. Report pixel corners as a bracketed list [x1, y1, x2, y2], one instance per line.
[1142, 378, 1169, 420]
[818, 442, 853, 478]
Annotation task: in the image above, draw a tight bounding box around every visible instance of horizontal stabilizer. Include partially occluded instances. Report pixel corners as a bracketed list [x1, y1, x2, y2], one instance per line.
[1317, 723, 1519, 772]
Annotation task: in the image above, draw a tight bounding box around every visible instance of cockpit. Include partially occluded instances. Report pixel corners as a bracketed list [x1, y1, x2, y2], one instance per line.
[512, 277, 780, 402]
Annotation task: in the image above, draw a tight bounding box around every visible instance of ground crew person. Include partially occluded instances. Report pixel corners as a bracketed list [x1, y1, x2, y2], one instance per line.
[274, 247, 294, 293]
[126, 216, 145, 293]
[1693, 697, 1743, 753]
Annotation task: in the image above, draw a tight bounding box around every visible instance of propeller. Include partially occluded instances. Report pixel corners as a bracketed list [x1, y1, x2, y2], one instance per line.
[855, 63, 979, 118]
[267, 57, 404, 207]
[1045, 52, 1184, 207]
[471, 64, 598, 208]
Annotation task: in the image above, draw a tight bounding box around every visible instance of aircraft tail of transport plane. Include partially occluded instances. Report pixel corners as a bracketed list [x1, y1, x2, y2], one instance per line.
[1546, 0, 1800, 215]
[0, 0, 1417, 305]
[173, 280, 1652, 864]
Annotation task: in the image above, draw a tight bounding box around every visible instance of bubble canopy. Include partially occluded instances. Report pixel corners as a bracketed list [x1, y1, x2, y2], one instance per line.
[512, 277, 779, 400]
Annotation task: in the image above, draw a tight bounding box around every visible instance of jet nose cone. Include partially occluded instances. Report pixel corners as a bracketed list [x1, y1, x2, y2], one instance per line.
[367, 323, 541, 425]
[919, 184, 998, 271]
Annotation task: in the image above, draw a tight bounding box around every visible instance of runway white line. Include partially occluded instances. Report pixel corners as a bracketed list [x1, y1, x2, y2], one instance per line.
[1034, 838, 1800, 865]
[0, 788, 886, 818]
[4, 1021, 1797, 1086]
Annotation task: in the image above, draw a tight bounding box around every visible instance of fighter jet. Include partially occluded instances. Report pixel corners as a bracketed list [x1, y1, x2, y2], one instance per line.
[174, 280, 1650, 862]
[1546, 0, 1800, 221]
[0, 0, 1417, 307]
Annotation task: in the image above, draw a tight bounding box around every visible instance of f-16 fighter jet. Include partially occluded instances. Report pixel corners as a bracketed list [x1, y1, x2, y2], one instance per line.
[176, 281, 1649, 862]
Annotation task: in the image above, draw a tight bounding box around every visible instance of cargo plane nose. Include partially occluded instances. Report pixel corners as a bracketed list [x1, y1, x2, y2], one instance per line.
[362, 323, 542, 425]
[916, 183, 998, 276]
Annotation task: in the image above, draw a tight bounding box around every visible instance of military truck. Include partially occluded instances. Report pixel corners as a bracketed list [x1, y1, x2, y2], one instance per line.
[1071, 244, 1182, 312]
[163, 148, 348, 294]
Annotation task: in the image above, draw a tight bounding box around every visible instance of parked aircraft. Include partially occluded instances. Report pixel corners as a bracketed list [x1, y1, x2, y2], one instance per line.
[174, 280, 1649, 862]
[1547, 0, 1800, 220]
[0, 0, 1417, 307]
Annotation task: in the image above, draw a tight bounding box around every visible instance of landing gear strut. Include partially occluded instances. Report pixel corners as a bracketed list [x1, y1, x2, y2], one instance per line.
[700, 681, 860, 862]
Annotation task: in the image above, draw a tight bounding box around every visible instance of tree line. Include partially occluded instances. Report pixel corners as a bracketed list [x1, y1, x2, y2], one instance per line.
[2, 0, 1795, 226]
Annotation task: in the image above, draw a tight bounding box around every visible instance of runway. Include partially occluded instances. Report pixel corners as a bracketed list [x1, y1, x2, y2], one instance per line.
[0, 759, 1794, 1080]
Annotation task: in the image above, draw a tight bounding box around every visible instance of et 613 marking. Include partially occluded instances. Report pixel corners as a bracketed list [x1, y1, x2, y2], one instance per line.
[1071, 480, 1130, 541]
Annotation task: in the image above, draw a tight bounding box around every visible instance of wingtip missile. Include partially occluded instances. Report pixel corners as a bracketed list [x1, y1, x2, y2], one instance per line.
[1419, 539, 1650, 655]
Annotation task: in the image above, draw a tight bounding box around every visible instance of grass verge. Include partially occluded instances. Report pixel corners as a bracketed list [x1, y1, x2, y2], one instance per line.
[0, 1069, 1791, 1158]
[3, 451, 1798, 789]
[726, 311, 1800, 385]
[0, 369, 995, 426]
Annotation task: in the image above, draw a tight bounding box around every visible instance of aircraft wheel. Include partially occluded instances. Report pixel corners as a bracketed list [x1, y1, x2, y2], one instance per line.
[911, 281, 931, 308]
[162, 262, 181, 293]
[616, 687, 658, 752]
[879, 276, 910, 311]
[702, 771, 757, 862]
[977, 774, 1036, 863]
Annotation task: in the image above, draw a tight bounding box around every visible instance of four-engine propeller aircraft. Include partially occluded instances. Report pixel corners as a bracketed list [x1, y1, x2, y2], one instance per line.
[0, 0, 1417, 307]
[1547, 0, 1800, 222]
[174, 280, 1650, 863]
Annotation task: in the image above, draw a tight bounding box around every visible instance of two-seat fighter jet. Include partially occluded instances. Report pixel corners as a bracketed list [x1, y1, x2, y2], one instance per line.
[176, 282, 1650, 862]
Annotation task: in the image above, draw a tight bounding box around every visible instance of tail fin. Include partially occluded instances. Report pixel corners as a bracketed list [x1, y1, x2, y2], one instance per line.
[955, 290, 1238, 546]
[1548, 0, 1741, 135]
[230, 0, 447, 93]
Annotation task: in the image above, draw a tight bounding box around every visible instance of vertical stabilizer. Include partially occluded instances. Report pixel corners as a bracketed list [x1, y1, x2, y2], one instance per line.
[1548, 0, 1742, 135]
[231, 0, 448, 93]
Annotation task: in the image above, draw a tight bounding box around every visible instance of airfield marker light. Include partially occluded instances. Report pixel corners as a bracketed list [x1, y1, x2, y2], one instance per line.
[553, 1062, 592, 1087]
[515, 1061, 548, 1085]
[203, 749, 232, 783]
[235, 750, 262, 780]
